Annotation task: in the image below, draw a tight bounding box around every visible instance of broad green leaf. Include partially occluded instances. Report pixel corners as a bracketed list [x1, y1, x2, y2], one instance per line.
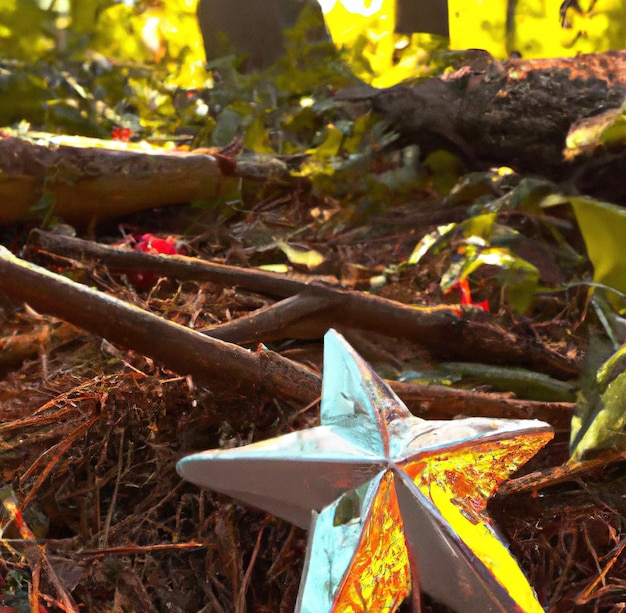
[599, 111, 626, 149]
[462, 212, 497, 240]
[570, 342, 626, 461]
[307, 124, 345, 159]
[244, 114, 275, 154]
[493, 254, 540, 314]
[568, 197, 626, 302]
[565, 102, 626, 160]
[259, 264, 290, 273]
[446, 168, 516, 207]
[407, 223, 456, 266]
[422, 150, 465, 196]
[211, 107, 243, 147]
[457, 247, 540, 314]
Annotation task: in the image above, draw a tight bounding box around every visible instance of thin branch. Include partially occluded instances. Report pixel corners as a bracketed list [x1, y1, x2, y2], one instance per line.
[0, 246, 321, 405]
[393, 381, 573, 431]
[27, 230, 579, 380]
[27, 228, 307, 298]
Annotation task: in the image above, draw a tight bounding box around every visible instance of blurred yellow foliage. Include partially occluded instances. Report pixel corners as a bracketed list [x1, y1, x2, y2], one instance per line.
[323, 0, 626, 87]
[449, 0, 507, 55]
[321, 0, 444, 87]
[0, 0, 56, 59]
[2, 0, 623, 93]
[91, 0, 208, 88]
[517, 0, 625, 57]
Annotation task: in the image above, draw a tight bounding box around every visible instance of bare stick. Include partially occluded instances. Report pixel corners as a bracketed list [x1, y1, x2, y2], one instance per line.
[28, 229, 307, 298]
[27, 230, 578, 380]
[0, 246, 321, 405]
[393, 381, 572, 431]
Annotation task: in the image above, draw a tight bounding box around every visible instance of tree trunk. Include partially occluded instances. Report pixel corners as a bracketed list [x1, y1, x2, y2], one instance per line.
[196, 0, 326, 70]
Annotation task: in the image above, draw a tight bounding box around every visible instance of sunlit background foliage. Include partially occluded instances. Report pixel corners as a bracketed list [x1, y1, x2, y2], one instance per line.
[322, 0, 624, 86]
[0, 0, 623, 139]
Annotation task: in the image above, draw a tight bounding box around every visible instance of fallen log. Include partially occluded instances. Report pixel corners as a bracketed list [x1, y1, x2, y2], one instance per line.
[0, 134, 243, 226]
[340, 51, 626, 202]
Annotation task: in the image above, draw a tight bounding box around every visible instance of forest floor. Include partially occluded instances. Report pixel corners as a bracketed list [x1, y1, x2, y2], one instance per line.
[0, 170, 625, 613]
[0, 51, 626, 612]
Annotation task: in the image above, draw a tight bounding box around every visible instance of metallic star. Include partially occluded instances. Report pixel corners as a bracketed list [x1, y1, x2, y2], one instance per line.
[178, 329, 552, 612]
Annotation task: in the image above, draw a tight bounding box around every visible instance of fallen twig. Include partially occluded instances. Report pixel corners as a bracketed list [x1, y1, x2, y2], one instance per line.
[0, 246, 321, 405]
[76, 542, 206, 556]
[0, 245, 573, 428]
[27, 228, 307, 296]
[497, 450, 626, 497]
[27, 230, 579, 380]
[392, 380, 572, 431]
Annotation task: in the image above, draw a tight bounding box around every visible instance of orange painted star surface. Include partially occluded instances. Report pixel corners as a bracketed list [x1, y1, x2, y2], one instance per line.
[178, 329, 553, 613]
[400, 434, 552, 613]
[331, 470, 411, 612]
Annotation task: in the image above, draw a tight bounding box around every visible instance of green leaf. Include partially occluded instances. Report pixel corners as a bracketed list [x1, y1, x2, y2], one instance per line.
[423, 150, 465, 196]
[211, 107, 243, 147]
[570, 342, 626, 461]
[258, 263, 290, 273]
[244, 113, 275, 154]
[568, 197, 626, 304]
[458, 247, 540, 314]
[407, 223, 456, 266]
[306, 124, 345, 159]
[461, 212, 497, 240]
[565, 102, 626, 159]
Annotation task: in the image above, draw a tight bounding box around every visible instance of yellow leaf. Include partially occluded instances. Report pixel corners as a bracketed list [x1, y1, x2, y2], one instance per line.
[277, 242, 325, 269]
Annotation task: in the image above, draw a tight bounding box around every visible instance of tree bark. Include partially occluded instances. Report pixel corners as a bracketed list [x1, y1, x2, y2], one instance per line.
[343, 51, 626, 202]
[0, 136, 241, 226]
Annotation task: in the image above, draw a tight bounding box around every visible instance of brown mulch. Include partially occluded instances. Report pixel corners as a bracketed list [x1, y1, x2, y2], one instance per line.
[0, 176, 625, 613]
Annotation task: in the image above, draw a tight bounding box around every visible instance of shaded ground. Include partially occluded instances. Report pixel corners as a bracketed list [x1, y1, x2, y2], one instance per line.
[0, 171, 625, 613]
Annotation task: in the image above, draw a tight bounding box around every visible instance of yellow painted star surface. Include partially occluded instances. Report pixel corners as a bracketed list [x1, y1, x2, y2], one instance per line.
[178, 329, 553, 612]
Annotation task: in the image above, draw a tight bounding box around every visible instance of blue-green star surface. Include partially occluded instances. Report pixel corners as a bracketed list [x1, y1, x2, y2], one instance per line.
[178, 329, 552, 612]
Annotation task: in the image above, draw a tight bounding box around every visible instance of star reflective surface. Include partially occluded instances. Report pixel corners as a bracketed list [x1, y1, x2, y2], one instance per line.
[178, 329, 553, 613]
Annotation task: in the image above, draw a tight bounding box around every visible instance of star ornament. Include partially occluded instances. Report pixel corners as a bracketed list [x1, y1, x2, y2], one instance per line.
[177, 330, 553, 612]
